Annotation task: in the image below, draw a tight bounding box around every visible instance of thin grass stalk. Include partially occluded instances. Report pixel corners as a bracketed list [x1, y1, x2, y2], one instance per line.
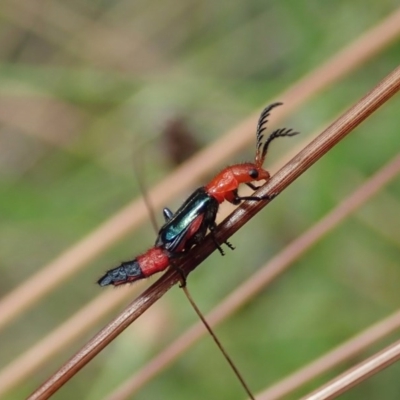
[106, 154, 400, 400]
[300, 339, 400, 400]
[257, 308, 400, 399]
[0, 127, 313, 396]
[0, 107, 324, 397]
[107, 152, 400, 400]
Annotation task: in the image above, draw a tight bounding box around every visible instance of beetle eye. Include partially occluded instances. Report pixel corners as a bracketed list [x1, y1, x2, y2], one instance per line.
[249, 169, 258, 179]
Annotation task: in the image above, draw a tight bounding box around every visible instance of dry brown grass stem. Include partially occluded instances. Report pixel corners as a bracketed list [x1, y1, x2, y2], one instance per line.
[0, 128, 312, 397]
[106, 154, 400, 400]
[258, 308, 400, 399]
[0, 288, 135, 398]
[27, 65, 400, 400]
[0, 126, 395, 399]
[300, 339, 400, 400]
[1, 10, 399, 334]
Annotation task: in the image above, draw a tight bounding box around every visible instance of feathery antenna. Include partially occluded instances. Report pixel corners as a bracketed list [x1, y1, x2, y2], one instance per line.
[255, 103, 299, 167]
[255, 102, 283, 166]
[262, 127, 300, 161]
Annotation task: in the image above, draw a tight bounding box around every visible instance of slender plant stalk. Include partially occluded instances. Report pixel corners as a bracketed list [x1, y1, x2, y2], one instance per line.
[107, 153, 400, 400]
[300, 339, 400, 400]
[182, 286, 255, 400]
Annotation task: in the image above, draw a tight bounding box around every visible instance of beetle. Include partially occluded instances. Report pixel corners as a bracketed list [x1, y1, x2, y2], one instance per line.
[98, 102, 299, 287]
[155, 102, 299, 255]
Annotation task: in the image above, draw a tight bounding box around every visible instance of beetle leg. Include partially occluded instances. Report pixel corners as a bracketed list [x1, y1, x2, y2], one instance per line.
[208, 223, 225, 256]
[246, 182, 262, 190]
[233, 192, 277, 202]
[211, 234, 225, 256]
[209, 223, 235, 256]
[225, 240, 235, 251]
[262, 192, 278, 201]
[169, 261, 187, 287]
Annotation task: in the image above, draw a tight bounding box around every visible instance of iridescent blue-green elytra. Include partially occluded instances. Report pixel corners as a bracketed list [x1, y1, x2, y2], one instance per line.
[155, 187, 219, 253]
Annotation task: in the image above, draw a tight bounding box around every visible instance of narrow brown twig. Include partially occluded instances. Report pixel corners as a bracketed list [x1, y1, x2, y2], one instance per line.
[300, 339, 400, 400]
[107, 154, 400, 400]
[181, 286, 255, 400]
[257, 305, 400, 400]
[27, 66, 400, 400]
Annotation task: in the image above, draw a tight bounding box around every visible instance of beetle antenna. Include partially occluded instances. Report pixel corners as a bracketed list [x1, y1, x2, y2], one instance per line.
[259, 127, 300, 166]
[255, 102, 283, 166]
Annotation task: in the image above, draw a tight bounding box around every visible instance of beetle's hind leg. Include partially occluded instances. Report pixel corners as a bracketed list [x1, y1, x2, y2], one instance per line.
[209, 223, 235, 256]
[169, 261, 187, 287]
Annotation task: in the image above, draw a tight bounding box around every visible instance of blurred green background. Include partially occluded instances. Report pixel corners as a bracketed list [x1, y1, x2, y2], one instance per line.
[1, 1, 400, 399]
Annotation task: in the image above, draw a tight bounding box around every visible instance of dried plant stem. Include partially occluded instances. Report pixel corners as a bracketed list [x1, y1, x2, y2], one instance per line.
[0, 122, 323, 398]
[182, 287, 255, 400]
[300, 339, 400, 400]
[0, 289, 136, 399]
[107, 154, 400, 400]
[257, 306, 400, 399]
[27, 66, 400, 400]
